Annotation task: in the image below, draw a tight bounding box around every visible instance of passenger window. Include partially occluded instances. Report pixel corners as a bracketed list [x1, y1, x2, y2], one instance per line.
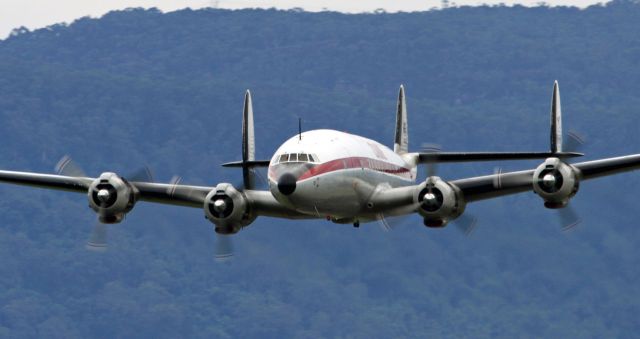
[289, 153, 298, 162]
[279, 154, 288, 163]
[299, 154, 309, 162]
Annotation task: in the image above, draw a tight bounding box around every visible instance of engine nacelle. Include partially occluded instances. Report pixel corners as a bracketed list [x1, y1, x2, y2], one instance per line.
[533, 158, 580, 208]
[413, 176, 466, 227]
[204, 183, 256, 235]
[88, 172, 138, 224]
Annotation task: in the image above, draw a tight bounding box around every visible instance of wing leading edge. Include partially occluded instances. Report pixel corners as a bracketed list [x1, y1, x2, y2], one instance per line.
[0, 170, 93, 193]
[416, 151, 582, 163]
[0, 169, 211, 207]
[452, 154, 640, 203]
[364, 153, 640, 219]
[0, 169, 309, 219]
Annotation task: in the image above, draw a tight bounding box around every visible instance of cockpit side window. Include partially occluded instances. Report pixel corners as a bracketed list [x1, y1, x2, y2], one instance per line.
[279, 154, 288, 163]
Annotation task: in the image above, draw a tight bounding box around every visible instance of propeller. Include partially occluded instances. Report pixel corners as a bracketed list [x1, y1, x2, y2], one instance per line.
[378, 210, 477, 236]
[376, 213, 411, 232]
[492, 166, 533, 189]
[535, 164, 582, 232]
[559, 205, 581, 232]
[386, 143, 476, 236]
[454, 214, 478, 236]
[214, 234, 234, 261]
[424, 143, 478, 236]
[421, 143, 441, 218]
[564, 130, 586, 154]
[252, 168, 269, 190]
[377, 143, 442, 232]
[552, 130, 585, 232]
[55, 155, 153, 251]
[216, 173, 266, 259]
[86, 223, 108, 251]
[126, 166, 154, 182]
[167, 175, 193, 199]
[167, 175, 237, 260]
[421, 143, 441, 179]
[493, 130, 586, 231]
[55, 155, 87, 177]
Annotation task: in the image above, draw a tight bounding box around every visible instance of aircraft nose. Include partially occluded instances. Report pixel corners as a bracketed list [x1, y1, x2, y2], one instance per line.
[277, 173, 297, 196]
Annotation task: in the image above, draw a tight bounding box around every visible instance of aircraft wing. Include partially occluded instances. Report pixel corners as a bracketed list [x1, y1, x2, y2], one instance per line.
[416, 151, 582, 163]
[0, 169, 308, 218]
[0, 170, 208, 207]
[0, 170, 94, 193]
[366, 154, 640, 215]
[132, 182, 309, 218]
[452, 154, 640, 202]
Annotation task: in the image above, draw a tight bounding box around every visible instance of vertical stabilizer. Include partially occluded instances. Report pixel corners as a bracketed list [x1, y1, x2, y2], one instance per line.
[550, 81, 562, 154]
[242, 90, 256, 189]
[394, 85, 409, 154]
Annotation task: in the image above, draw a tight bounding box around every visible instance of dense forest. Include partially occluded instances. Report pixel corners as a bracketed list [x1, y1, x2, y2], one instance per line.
[1, 1, 640, 337]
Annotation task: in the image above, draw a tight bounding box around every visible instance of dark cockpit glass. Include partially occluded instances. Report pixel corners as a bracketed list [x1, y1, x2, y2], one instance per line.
[275, 153, 318, 164]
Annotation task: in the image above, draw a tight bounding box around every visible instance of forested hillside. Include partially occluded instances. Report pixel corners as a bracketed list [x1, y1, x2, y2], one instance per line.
[1, 1, 640, 337]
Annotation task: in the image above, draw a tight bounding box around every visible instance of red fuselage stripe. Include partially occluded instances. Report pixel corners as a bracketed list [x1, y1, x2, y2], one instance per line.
[270, 157, 412, 181]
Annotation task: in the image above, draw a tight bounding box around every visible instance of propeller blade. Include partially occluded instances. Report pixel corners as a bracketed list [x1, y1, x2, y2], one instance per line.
[86, 223, 108, 251]
[56, 155, 155, 183]
[564, 130, 586, 154]
[55, 155, 86, 177]
[166, 175, 202, 203]
[376, 213, 411, 232]
[54, 156, 110, 252]
[127, 166, 154, 182]
[377, 214, 392, 232]
[559, 204, 582, 232]
[55, 156, 153, 251]
[421, 143, 442, 178]
[493, 167, 504, 189]
[167, 175, 183, 195]
[214, 234, 234, 261]
[454, 214, 478, 236]
[252, 168, 269, 189]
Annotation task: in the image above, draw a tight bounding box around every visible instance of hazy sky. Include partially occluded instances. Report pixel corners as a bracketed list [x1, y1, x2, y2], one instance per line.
[1, 0, 607, 39]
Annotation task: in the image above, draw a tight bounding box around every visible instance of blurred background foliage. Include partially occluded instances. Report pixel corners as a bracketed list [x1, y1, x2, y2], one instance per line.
[1, 1, 640, 337]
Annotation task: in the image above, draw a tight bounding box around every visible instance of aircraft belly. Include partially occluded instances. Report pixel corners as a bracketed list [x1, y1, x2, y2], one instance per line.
[295, 170, 365, 216]
[294, 168, 412, 218]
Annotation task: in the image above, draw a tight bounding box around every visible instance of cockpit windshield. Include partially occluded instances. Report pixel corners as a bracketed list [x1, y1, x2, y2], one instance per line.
[273, 153, 318, 164]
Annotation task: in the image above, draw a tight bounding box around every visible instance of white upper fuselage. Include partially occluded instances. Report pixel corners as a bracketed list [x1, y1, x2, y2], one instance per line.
[267, 129, 417, 222]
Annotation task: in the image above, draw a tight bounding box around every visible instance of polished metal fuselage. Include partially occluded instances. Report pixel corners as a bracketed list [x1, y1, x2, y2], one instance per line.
[268, 129, 417, 221]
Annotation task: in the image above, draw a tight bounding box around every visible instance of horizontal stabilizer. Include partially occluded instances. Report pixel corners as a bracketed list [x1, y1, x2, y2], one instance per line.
[221, 160, 271, 168]
[418, 151, 582, 164]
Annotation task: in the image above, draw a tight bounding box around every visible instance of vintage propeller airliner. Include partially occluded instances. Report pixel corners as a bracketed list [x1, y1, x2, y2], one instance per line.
[1, 82, 639, 258]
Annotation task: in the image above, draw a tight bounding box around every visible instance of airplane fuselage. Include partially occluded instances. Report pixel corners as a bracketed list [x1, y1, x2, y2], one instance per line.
[268, 129, 417, 222]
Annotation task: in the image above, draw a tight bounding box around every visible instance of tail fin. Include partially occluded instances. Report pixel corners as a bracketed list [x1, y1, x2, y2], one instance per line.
[550, 80, 562, 154]
[242, 90, 256, 189]
[394, 85, 409, 154]
[221, 90, 270, 175]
